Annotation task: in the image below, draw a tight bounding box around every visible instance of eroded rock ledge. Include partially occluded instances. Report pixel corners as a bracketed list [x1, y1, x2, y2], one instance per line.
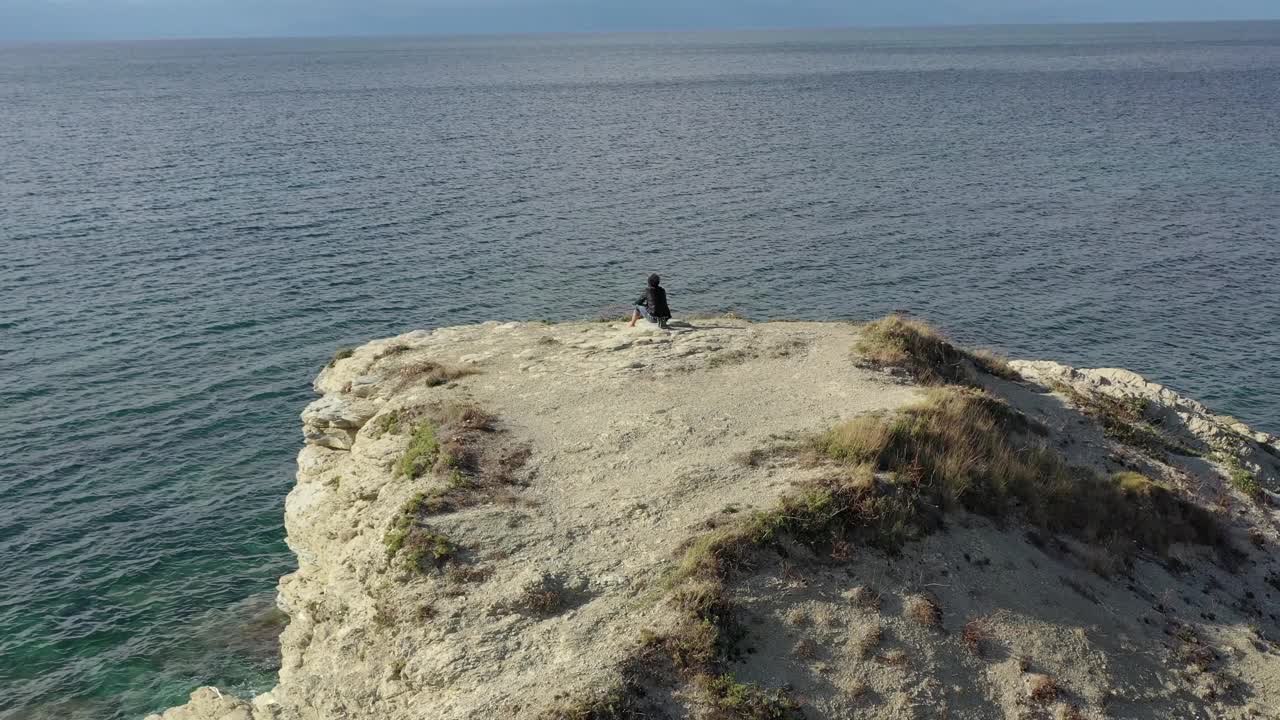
[149, 319, 1280, 720]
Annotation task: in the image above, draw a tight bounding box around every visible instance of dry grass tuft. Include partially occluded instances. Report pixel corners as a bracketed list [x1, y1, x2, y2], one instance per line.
[849, 585, 882, 612]
[962, 617, 990, 657]
[904, 594, 942, 628]
[672, 579, 731, 622]
[792, 638, 819, 660]
[970, 348, 1020, 380]
[515, 575, 569, 616]
[782, 606, 809, 627]
[851, 621, 883, 659]
[1172, 622, 1216, 673]
[733, 447, 772, 467]
[435, 402, 497, 431]
[854, 314, 1019, 385]
[819, 414, 895, 466]
[811, 604, 838, 629]
[373, 342, 412, 360]
[1026, 674, 1059, 705]
[707, 348, 758, 369]
[878, 649, 909, 668]
[446, 565, 493, 585]
[395, 359, 477, 389]
[815, 387, 1226, 557]
[637, 618, 722, 677]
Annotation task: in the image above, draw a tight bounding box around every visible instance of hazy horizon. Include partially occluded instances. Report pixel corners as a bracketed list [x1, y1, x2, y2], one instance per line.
[3, 0, 1279, 43]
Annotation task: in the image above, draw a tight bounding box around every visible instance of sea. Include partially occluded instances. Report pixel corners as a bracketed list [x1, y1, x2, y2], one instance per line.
[2, 21, 1278, 719]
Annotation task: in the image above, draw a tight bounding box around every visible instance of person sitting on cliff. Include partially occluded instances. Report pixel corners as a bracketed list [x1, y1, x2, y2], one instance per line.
[628, 274, 672, 329]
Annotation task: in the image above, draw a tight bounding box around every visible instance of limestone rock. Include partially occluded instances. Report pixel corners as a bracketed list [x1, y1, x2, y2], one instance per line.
[300, 394, 377, 450]
[143, 687, 257, 720]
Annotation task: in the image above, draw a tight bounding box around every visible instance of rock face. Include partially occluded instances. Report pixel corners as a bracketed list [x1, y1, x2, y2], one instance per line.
[300, 394, 378, 450]
[149, 320, 1280, 720]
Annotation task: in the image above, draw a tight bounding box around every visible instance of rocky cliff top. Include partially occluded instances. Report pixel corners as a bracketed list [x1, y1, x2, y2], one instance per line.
[150, 318, 1280, 720]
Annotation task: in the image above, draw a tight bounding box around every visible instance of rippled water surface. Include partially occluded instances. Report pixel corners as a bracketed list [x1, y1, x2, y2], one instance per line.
[2, 22, 1279, 719]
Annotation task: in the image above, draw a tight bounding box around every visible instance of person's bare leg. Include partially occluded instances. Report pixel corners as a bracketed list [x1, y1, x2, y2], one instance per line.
[628, 309, 640, 327]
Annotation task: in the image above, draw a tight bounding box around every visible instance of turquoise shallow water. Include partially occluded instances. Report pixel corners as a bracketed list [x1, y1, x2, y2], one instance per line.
[2, 22, 1279, 719]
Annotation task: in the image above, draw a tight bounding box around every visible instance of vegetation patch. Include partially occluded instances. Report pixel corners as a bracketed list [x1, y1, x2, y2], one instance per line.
[537, 685, 651, 720]
[1219, 454, 1264, 501]
[396, 421, 441, 479]
[698, 674, 804, 720]
[369, 409, 406, 438]
[549, 568, 797, 718]
[813, 387, 1224, 556]
[384, 493, 456, 573]
[586, 527, 796, 716]
[1053, 383, 1198, 457]
[383, 402, 529, 576]
[1232, 468, 1263, 500]
[853, 314, 1018, 385]
[327, 347, 355, 368]
[387, 402, 523, 506]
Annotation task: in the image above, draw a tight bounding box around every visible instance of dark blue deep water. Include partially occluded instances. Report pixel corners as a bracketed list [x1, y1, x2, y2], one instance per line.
[2, 22, 1279, 719]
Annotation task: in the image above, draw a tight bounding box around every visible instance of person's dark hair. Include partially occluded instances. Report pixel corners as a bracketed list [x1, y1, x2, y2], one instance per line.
[648, 274, 660, 287]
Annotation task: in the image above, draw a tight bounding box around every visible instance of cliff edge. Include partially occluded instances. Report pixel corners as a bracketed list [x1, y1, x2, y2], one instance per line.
[149, 318, 1280, 720]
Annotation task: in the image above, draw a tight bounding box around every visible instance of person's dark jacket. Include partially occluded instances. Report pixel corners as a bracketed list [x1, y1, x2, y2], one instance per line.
[636, 285, 671, 319]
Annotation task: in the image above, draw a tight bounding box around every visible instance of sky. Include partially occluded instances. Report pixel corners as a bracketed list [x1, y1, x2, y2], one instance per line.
[2, 0, 1278, 41]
